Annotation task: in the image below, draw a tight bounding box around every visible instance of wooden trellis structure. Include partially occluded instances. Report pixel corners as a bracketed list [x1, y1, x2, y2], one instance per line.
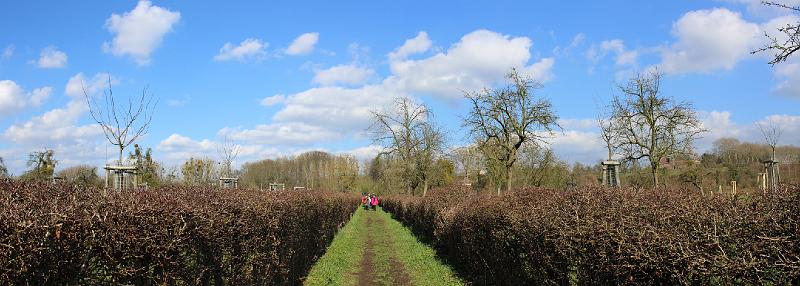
[269, 183, 285, 191]
[219, 177, 239, 189]
[601, 160, 621, 187]
[104, 165, 139, 190]
[762, 159, 780, 191]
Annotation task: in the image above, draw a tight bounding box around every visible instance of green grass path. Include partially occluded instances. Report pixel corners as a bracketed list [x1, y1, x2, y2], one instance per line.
[304, 207, 463, 286]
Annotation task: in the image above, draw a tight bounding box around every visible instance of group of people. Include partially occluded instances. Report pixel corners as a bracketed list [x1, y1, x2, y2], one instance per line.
[361, 193, 379, 211]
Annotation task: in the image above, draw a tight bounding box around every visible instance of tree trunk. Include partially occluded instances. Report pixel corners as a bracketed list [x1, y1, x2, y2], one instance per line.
[423, 180, 429, 197]
[504, 165, 512, 195]
[651, 163, 659, 187]
[118, 146, 124, 165]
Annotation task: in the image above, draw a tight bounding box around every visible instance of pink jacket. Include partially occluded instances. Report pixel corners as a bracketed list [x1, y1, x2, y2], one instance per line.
[371, 197, 379, 206]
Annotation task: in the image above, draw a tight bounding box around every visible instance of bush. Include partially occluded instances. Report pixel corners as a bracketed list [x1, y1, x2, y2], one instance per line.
[383, 185, 800, 285]
[0, 180, 358, 285]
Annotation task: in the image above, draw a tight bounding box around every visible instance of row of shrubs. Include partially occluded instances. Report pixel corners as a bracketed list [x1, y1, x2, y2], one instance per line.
[382, 185, 800, 285]
[0, 180, 358, 285]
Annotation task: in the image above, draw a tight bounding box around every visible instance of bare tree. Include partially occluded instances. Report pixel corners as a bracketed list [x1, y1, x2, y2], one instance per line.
[758, 119, 784, 161]
[24, 149, 57, 180]
[415, 124, 446, 196]
[0, 156, 9, 178]
[598, 113, 617, 161]
[752, 1, 800, 64]
[607, 70, 705, 187]
[463, 68, 559, 194]
[369, 97, 443, 195]
[452, 145, 483, 186]
[84, 76, 157, 164]
[217, 135, 241, 178]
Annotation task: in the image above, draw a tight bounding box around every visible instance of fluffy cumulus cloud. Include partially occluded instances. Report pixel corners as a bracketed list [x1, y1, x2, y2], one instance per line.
[260, 94, 285, 107]
[102, 0, 181, 65]
[3, 73, 114, 144]
[272, 85, 399, 132]
[215, 29, 555, 162]
[0, 72, 124, 175]
[0, 80, 52, 115]
[312, 64, 375, 86]
[698, 111, 800, 150]
[385, 29, 555, 99]
[219, 123, 341, 146]
[285, 32, 319, 55]
[587, 39, 639, 66]
[155, 133, 272, 167]
[545, 111, 800, 165]
[660, 8, 761, 73]
[548, 130, 607, 164]
[213, 38, 267, 62]
[64, 72, 115, 98]
[36, 46, 68, 68]
[388, 31, 432, 61]
[760, 15, 800, 98]
[3, 101, 99, 144]
[340, 144, 385, 163]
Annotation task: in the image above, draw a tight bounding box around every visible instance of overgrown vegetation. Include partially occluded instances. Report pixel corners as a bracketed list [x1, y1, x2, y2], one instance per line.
[382, 185, 800, 285]
[0, 180, 358, 285]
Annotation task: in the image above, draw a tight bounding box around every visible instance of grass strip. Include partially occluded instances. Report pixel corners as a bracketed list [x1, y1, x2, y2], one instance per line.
[375, 207, 464, 286]
[304, 207, 365, 286]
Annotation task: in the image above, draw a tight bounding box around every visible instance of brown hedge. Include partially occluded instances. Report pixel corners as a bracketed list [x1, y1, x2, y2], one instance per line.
[0, 179, 358, 285]
[382, 185, 800, 285]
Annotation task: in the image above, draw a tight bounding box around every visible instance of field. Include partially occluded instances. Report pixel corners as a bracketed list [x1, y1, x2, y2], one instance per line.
[3, 179, 799, 285]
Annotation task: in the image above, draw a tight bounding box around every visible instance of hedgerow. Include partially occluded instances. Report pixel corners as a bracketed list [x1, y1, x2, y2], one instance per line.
[0, 180, 358, 285]
[382, 185, 800, 285]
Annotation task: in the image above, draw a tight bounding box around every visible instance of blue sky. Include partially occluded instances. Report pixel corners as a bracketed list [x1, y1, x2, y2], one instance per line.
[1, 0, 799, 175]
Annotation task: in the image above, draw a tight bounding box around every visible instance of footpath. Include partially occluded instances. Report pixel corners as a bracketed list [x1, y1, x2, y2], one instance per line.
[304, 207, 463, 286]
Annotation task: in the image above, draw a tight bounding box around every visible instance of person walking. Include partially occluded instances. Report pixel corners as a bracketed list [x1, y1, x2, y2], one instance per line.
[361, 193, 368, 210]
[370, 194, 379, 211]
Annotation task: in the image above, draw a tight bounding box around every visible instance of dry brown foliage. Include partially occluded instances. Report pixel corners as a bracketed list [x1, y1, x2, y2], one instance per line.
[0, 180, 358, 285]
[383, 185, 800, 285]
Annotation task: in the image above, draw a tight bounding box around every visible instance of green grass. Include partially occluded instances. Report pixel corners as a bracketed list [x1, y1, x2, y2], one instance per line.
[304, 207, 464, 286]
[374, 208, 464, 286]
[304, 208, 365, 286]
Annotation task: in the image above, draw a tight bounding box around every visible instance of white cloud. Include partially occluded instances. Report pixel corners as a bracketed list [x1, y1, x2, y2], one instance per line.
[385, 29, 554, 100]
[587, 39, 639, 66]
[3, 101, 99, 144]
[1, 45, 12, 60]
[0, 80, 27, 114]
[273, 85, 399, 132]
[29, 87, 52, 106]
[220, 122, 341, 146]
[313, 64, 376, 86]
[388, 31, 432, 61]
[156, 133, 267, 165]
[0, 80, 53, 115]
[660, 8, 761, 73]
[698, 111, 800, 150]
[340, 144, 385, 162]
[65, 72, 115, 98]
[286, 32, 319, 55]
[545, 111, 800, 165]
[759, 15, 800, 98]
[3, 73, 118, 160]
[260, 94, 285, 106]
[102, 0, 181, 65]
[37, 46, 67, 68]
[213, 38, 267, 62]
[548, 130, 606, 164]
